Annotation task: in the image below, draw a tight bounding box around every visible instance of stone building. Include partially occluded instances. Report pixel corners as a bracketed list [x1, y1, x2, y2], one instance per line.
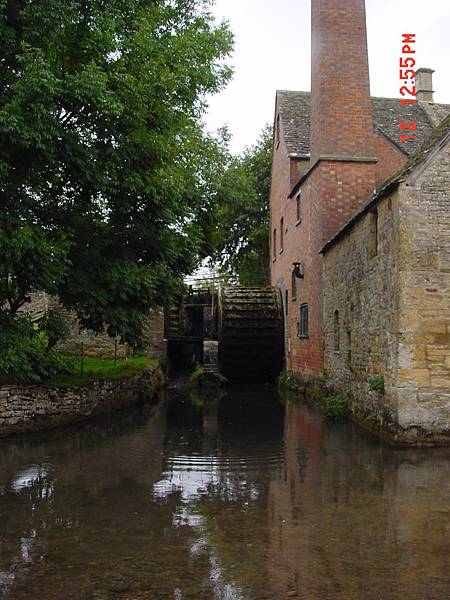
[322, 115, 450, 443]
[22, 293, 165, 360]
[269, 0, 449, 441]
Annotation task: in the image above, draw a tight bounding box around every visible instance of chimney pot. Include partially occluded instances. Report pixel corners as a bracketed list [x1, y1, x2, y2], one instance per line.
[416, 68, 434, 103]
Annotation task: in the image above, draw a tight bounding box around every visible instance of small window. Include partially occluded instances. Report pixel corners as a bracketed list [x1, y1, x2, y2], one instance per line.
[276, 114, 280, 146]
[285, 290, 288, 316]
[291, 270, 297, 300]
[280, 217, 284, 252]
[299, 304, 309, 338]
[347, 330, 352, 363]
[273, 229, 276, 260]
[334, 310, 340, 351]
[369, 208, 378, 258]
[296, 192, 302, 223]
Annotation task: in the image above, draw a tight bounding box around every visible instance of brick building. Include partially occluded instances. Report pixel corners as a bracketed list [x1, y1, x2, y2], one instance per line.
[270, 0, 449, 441]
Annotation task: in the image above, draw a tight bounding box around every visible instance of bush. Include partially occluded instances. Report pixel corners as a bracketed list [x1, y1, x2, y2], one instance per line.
[368, 374, 385, 394]
[0, 315, 65, 383]
[190, 364, 205, 383]
[38, 309, 69, 349]
[278, 371, 299, 392]
[321, 394, 349, 422]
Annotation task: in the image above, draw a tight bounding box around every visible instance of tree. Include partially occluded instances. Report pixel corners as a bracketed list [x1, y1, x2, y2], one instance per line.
[0, 0, 233, 343]
[210, 125, 272, 286]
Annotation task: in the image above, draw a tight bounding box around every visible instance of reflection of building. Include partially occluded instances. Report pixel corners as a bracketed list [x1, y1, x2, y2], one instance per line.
[270, 0, 450, 442]
[267, 402, 450, 599]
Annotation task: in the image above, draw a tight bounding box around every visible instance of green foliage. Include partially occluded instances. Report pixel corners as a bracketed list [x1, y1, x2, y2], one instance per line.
[366, 412, 379, 424]
[368, 374, 385, 394]
[190, 363, 206, 382]
[210, 125, 272, 286]
[278, 371, 299, 393]
[320, 394, 349, 422]
[38, 308, 70, 349]
[0, 0, 233, 343]
[316, 371, 331, 388]
[0, 315, 65, 383]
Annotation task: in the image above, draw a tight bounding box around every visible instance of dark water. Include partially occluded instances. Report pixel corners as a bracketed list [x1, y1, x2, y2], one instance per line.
[0, 386, 449, 600]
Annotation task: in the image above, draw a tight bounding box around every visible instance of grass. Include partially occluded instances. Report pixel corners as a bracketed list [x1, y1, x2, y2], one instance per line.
[47, 355, 156, 388]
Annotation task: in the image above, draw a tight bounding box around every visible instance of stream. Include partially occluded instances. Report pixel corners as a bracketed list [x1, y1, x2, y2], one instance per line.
[0, 385, 449, 599]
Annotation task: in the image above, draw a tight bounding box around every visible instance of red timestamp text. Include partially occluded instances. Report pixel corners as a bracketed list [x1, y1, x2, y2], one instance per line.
[399, 33, 417, 143]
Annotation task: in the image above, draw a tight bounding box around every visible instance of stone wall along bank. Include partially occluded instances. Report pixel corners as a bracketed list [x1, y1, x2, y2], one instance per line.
[0, 364, 164, 438]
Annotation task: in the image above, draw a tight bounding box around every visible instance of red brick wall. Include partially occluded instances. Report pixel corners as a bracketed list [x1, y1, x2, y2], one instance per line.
[270, 0, 409, 377]
[290, 158, 310, 188]
[374, 133, 407, 186]
[310, 0, 374, 161]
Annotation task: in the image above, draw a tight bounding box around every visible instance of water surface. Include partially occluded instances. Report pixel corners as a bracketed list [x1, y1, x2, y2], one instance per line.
[0, 386, 449, 599]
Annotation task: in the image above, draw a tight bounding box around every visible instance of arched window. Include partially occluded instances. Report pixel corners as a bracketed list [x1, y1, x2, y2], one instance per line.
[334, 310, 340, 351]
[285, 289, 288, 316]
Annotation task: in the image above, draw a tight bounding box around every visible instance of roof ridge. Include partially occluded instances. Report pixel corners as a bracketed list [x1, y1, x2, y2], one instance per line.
[277, 90, 450, 106]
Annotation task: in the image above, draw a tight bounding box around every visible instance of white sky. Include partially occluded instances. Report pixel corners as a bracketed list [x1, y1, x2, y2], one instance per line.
[204, 0, 450, 154]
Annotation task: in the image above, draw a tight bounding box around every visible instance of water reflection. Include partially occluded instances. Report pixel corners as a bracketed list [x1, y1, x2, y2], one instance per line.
[0, 388, 449, 599]
[268, 402, 450, 600]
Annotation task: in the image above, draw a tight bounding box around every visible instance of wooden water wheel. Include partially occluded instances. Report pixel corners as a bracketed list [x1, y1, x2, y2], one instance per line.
[218, 286, 284, 382]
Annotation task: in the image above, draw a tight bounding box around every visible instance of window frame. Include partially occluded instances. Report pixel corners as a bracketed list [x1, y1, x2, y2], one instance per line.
[296, 191, 302, 225]
[299, 304, 309, 339]
[368, 208, 378, 259]
[333, 310, 340, 352]
[279, 217, 284, 253]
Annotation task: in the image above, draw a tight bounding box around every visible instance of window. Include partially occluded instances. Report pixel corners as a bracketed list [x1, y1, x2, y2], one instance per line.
[299, 304, 309, 338]
[369, 208, 378, 258]
[334, 310, 340, 351]
[285, 290, 288, 316]
[347, 330, 352, 363]
[296, 192, 302, 224]
[280, 217, 284, 252]
[291, 270, 297, 300]
[273, 229, 276, 260]
[276, 114, 280, 147]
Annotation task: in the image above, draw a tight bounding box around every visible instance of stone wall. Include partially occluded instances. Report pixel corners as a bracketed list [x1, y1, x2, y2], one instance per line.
[0, 364, 164, 438]
[395, 140, 450, 437]
[323, 192, 401, 430]
[323, 137, 450, 444]
[22, 295, 166, 360]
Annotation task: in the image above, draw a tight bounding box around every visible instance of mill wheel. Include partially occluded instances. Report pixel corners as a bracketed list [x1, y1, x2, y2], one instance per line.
[218, 286, 284, 382]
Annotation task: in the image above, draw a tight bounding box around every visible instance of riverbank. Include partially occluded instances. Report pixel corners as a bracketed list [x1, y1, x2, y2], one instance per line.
[0, 360, 164, 438]
[278, 373, 450, 447]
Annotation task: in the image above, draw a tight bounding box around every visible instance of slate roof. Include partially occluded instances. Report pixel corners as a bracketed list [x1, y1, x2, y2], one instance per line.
[320, 112, 450, 253]
[276, 90, 450, 158]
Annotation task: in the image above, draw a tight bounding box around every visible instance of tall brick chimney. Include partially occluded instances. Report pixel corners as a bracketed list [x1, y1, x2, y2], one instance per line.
[310, 0, 375, 162]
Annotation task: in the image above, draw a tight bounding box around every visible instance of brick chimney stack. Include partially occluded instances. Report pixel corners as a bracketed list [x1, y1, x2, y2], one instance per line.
[416, 68, 434, 103]
[310, 0, 375, 163]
